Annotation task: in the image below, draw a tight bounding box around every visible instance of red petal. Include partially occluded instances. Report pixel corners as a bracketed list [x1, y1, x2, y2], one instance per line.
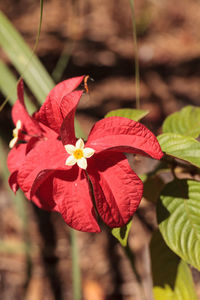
[17, 136, 67, 198]
[8, 171, 19, 193]
[30, 169, 55, 199]
[60, 90, 83, 145]
[7, 143, 27, 173]
[7, 139, 41, 194]
[86, 117, 163, 160]
[12, 80, 42, 135]
[88, 152, 143, 228]
[53, 168, 100, 232]
[34, 76, 84, 134]
[31, 171, 58, 211]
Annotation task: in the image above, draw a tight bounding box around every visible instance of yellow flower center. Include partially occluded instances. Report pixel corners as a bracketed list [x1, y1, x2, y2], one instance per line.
[13, 128, 18, 138]
[73, 149, 83, 160]
[64, 138, 95, 169]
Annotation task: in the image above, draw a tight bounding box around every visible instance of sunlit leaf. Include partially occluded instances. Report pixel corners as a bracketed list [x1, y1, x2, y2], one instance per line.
[105, 108, 148, 121]
[150, 230, 198, 300]
[111, 219, 132, 247]
[158, 133, 200, 168]
[163, 106, 200, 138]
[157, 179, 200, 270]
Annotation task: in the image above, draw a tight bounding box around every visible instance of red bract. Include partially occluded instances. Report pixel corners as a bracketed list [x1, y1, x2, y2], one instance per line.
[9, 77, 163, 233]
[7, 76, 84, 195]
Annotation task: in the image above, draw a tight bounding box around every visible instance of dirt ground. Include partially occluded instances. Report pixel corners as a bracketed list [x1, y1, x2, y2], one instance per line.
[0, 0, 200, 299]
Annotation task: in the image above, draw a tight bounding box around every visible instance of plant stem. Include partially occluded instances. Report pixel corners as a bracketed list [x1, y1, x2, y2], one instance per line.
[70, 228, 81, 300]
[129, 0, 140, 109]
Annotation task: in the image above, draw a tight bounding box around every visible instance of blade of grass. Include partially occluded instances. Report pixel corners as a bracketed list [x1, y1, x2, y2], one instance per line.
[0, 12, 84, 138]
[0, 60, 36, 114]
[33, 0, 44, 54]
[129, 0, 140, 109]
[0, 10, 54, 104]
[0, 0, 44, 110]
[51, 42, 75, 83]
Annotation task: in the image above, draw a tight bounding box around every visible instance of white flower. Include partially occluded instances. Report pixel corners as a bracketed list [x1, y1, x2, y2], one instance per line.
[65, 138, 95, 170]
[9, 120, 22, 148]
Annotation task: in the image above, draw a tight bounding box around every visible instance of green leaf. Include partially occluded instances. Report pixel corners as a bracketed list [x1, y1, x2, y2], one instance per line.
[0, 11, 54, 104]
[158, 133, 200, 168]
[157, 179, 200, 270]
[150, 230, 198, 300]
[163, 106, 200, 138]
[105, 108, 149, 121]
[0, 60, 36, 114]
[111, 219, 132, 247]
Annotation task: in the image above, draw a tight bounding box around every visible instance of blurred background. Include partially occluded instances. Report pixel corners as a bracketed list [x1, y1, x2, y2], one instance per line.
[0, 0, 200, 299]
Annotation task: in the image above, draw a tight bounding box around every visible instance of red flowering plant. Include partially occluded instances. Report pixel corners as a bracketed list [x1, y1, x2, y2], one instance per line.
[7, 76, 84, 195]
[8, 76, 163, 233]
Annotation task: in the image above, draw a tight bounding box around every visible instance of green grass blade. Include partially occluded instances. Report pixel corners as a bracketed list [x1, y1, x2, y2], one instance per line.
[0, 11, 54, 104]
[0, 9, 84, 138]
[129, 0, 140, 109]
[0, 60, 36, 114]
[51, 42, 75, 83]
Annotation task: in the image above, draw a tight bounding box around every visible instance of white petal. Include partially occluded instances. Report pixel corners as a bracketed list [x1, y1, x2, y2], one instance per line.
[83, 147, 95, 158]
[76, 138, 84, 149]
[77, 157, 87, 169]
[16, 120, 22, 129]
[65, 155, 77, 166]
[9, 137, 18, 149]
[64, 144, 75, 154]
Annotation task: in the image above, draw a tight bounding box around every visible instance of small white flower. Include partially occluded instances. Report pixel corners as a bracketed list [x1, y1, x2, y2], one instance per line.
[9, 120, 22, 148]
[65, 138, 95, 170]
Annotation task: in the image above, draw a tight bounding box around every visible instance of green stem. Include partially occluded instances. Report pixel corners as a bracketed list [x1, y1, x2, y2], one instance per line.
[70, 228, 81, 300]
[129, 0, 140, 109]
